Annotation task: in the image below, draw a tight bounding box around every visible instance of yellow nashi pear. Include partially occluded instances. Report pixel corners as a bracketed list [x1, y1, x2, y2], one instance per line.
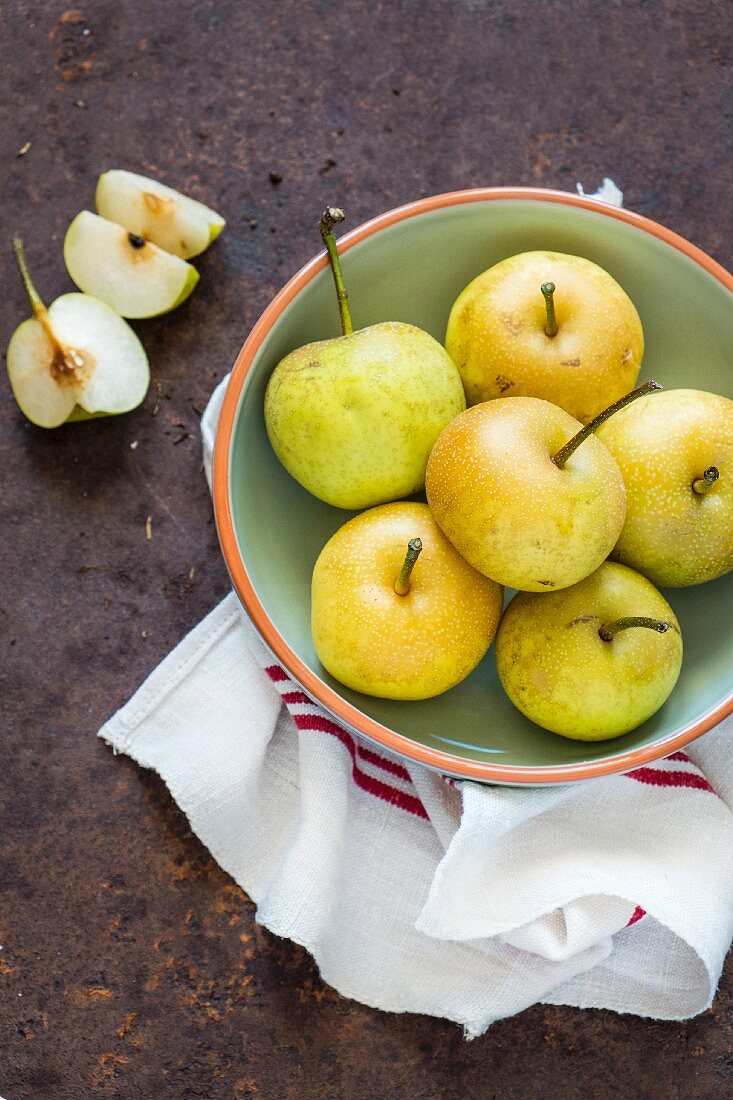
[496, 562, 682, 740]
[426, 385, 661, 591]
[446, 250, 644, 423]
[311, 502, 503, 700]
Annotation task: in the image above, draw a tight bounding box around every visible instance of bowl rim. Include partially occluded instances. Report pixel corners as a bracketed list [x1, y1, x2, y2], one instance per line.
[213, 186, 733, 785]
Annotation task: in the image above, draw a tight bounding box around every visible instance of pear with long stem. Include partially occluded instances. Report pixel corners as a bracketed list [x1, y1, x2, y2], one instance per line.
[6, 238, 149, 428]
[264, 208, 466, 510]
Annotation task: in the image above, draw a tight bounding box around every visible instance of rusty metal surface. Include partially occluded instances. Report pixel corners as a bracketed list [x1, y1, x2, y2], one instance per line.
[0, 1, 731, 1096]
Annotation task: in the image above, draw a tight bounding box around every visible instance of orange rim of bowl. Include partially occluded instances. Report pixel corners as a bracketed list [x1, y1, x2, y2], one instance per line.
[213, 186, 733, 785]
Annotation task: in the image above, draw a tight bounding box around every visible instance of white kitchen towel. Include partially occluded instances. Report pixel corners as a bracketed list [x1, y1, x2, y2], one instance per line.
[99, 184, 733, 1037]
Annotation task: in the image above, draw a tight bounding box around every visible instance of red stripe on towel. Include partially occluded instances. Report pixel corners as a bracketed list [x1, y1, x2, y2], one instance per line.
[270, 679, 414, 781]
[626, 767, 715, 794]
[281, 690, 313, 705]
[266, 665, 717, 823]
[293, 711, 361, 738]
[356, 744, 413, 782]
[291, 712, 429, 820]
[265, 665, 289, 683]
[626, 905, 646, 927]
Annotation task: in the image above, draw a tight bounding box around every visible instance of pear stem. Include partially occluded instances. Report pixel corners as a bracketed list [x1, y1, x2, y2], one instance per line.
[692, 466, 719, 495]
[13, 237, 50, 329]
[552, 380, 662, 470]
[394, 538, 422, 596]
[319, 207, 353, 336]
[541, 282, 558, 337]
[13, 236, 80, 375]
[599, 617, 672, 642]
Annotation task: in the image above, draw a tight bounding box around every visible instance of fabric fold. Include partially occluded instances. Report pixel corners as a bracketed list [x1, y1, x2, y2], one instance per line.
[100, 568, 733, 1038]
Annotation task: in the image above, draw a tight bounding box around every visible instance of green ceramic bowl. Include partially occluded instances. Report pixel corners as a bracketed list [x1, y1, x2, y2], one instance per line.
[213, 188, 733, 785]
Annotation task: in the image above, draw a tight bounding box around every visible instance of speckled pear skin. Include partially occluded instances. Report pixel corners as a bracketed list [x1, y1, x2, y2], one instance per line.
[597, 388, 733, 587]
[311, 502, 503, 700]
[264, 321, 466, 510]
[425, 397, 627, 592]
[495, 562, 683, 740]
[445, 250, 644, 423]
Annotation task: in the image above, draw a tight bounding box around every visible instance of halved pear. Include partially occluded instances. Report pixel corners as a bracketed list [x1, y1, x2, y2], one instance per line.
[96, 169, 225, 259]
[64, 211, 199, 318]
[7, 238, 149, 428]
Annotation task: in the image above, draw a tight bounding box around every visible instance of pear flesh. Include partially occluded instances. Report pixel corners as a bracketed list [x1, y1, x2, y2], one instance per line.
[7, 293, 149, 428]
[265, 321, 466, 510]
[64, 211, 199, 319]
[96, 170, 225, 260]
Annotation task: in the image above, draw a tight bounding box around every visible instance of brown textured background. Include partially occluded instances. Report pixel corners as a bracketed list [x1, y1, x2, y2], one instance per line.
[1, 1, 732, 1097]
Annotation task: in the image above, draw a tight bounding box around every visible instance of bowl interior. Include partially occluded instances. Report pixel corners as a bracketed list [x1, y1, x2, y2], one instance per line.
[227, 197, 733, 773]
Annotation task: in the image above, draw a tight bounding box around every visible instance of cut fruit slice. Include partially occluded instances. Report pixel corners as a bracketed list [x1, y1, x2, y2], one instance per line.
[64, 211, 199, 318]
[7, 237, 149, 428]
[7, 318, 76, 427]
[52, 294, 150, 414]
[8, 294, 150, 427]
[96, 169, 225, 259]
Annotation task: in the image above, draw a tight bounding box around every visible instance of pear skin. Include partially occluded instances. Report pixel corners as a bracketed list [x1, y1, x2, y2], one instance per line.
[311, 502, 503, 699]
[496, 562, 682, 739]
[598, 388, 733, 586]
[426, 396, 626, 591]
[266, 322, 465, 510]
[446, 250, 643, 423]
